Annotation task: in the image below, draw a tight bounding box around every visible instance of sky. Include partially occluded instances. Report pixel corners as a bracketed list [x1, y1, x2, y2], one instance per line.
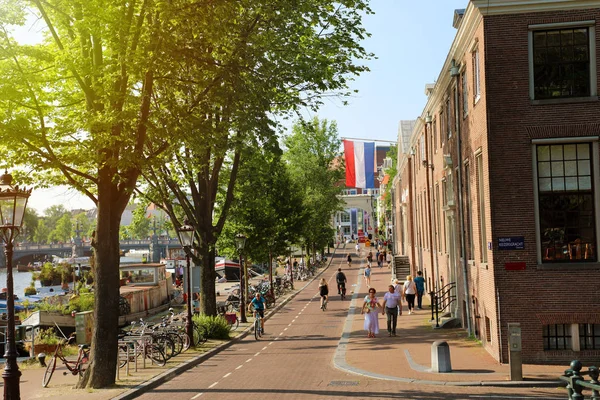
[19, 0, 469, 214]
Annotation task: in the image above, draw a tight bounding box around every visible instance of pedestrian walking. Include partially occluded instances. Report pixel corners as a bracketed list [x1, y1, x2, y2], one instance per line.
[375, 250, 381, 267]
[347, 253, 353, 268]
[414, 270, 426, 309]
[378, 251, 384, 269]
[318, 278, 329, 310]
[382, 284, 402, 337]
[386, 251, 392, 268]
[355, 242, 360, 254]
[364, 264, 372, 288]
[366, 251, 373, 267]
[403, 275, 417, 314]
[361, 288, 381, 338]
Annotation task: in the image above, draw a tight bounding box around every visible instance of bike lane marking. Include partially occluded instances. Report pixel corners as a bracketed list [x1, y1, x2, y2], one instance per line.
[191, 393, 202, 399]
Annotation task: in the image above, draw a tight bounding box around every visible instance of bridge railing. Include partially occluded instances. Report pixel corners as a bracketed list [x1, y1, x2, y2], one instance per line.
[560, 360, 600, 399]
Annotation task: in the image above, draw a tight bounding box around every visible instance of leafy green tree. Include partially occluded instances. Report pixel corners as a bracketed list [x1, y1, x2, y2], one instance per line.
[129, 203, 151, 239]
[33, 219, 50, 244]
[43, 205, 69, 233]
[49, 214, 72, 243]
[22, 208, 39, 242]
[283, 117, 345, 260]
[219, 141, 304, 263]
[381, 145, 398, 235]
[140, 0, 372, 317]
[0, 0, 172, 388]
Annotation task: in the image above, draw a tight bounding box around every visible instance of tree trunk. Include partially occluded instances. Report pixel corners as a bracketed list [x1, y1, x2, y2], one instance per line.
[198, 242, 217, 316]
[76, 171, 123, 388]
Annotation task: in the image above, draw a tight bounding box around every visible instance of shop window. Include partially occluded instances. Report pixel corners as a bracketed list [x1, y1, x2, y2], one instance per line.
[537, 143, 597, 263]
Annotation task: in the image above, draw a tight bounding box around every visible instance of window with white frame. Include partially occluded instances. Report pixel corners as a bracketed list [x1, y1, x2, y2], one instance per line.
[340, 212, 351, 223]
[537, 143, 597, 263]
[462, 71, 468, 116]
[472, 47, 481, 102]
[476, 153, 487, 263]
[531, 24, 596, 100]
[420, 136, 425, 164]
[446, 98, 452, 139]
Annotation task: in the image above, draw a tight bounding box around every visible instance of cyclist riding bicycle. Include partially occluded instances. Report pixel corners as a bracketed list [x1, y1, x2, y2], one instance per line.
[248, 292, 266, 333]
[335, 268, 347, 296]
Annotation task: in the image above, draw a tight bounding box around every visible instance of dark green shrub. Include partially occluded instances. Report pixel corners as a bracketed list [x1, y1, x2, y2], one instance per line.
[67, 293, 94, 314]
[192, 314, 230, 340]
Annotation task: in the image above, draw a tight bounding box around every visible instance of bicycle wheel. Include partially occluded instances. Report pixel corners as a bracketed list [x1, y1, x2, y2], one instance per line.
[258, 319, 263, 338]
[148, 344, 167, 367]
[254, 319, 260, 340]
[42, 355, 57, 387]
[192, 324, 207, 346]
[228, 317, 239, 331]
[154, 335, 175, 361]
[180, 331, 191, 352]
[118, 345, 133, 368]
[168, 332, 184, 356]
[78, 350, 90, 376]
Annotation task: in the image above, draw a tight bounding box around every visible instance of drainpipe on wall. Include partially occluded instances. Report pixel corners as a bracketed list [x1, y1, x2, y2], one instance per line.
[451, 59, 473, 337]
[423, 116, 438, 292]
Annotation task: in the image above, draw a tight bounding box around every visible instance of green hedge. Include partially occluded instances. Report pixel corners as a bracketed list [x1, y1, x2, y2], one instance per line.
[192, 314, 230, 340]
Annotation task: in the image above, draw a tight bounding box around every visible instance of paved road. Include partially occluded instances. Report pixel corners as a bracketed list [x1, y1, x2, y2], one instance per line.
[136, 254, 565, 400]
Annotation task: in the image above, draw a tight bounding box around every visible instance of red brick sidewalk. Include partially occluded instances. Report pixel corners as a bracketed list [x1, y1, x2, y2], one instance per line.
[337, 244, 563, 385]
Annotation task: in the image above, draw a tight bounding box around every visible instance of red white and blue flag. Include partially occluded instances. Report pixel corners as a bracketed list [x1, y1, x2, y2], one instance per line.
[343, 140, 375, 189]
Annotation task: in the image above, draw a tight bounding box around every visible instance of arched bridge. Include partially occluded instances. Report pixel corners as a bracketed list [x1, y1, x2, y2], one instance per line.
[0, 238, 184, 267]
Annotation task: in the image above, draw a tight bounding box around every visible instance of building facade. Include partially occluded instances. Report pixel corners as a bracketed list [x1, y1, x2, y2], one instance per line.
[394, 0, 600, 364]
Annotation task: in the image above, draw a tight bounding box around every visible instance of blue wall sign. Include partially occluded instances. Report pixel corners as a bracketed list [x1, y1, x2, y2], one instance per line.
[498, 236, 525, 250]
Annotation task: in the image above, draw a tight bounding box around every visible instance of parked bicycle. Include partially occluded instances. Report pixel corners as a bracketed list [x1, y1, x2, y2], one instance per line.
[42, 333, 89, 388]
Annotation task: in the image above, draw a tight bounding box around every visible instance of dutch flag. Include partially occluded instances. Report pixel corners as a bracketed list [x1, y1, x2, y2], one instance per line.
[343, 140, 375, 189]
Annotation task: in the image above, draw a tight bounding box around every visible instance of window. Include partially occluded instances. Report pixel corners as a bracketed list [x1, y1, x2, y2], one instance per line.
[420, 137, 425, 164]
[340, 212, 350, 223]
[485, 317, 492, 343]
[543, 324, 572, 350]
[439, 110, 445, 146]
[537, 143, 597, 263]
[473, 47, 481, 101]
[532, 27, 593, 99]
[446, 98, 452, 139]
[432, 118, 437, 151]
[464, 162, 474, 259]
[580, 324, 600, 350]
[436, 184, 441, 250]
[462, 71, 468, 116]
[476, 154, 487, 263]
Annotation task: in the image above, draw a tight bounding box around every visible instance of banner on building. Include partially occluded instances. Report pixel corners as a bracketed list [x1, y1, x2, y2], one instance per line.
[343, 140, 375, 189]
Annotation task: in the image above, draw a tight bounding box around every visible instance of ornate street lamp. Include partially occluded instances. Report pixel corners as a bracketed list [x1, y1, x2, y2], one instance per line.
[234, 234, 247, 323]
[0, 170, 31, 400]
[177, 223, 195, 344]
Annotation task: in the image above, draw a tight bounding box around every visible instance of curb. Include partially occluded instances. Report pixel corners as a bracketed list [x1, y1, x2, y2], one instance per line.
[112, 250, 338, 399]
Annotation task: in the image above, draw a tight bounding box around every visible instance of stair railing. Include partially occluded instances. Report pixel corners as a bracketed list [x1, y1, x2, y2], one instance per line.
[429, 281, 457, 328]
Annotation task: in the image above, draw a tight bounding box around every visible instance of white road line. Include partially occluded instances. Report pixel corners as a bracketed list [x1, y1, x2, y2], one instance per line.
[236, 365, 243, 370]
[279, 332, 283, 336]
[269, 342, 274, 345]
[287, 323, 292, 327]
[254, 352, 260, 356]
[191, 393, 203, 399]
[284, 328, 288, 331]
[208, 382, 218, 388]
[223, 373, 231, 378]
[262, 346, 268, 350]
[245, 358, 252, 363]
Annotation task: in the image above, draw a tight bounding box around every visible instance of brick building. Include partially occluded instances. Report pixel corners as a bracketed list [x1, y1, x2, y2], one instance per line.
[393, 0, 600, 364]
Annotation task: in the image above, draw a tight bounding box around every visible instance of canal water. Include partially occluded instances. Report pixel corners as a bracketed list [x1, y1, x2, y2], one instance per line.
[0, 271, 41, 299]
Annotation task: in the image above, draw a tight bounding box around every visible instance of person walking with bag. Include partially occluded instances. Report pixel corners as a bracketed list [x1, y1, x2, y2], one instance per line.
[361, 288, 381, 338]
[382, 284, 402, 336]
[403, 275, 417, 314]
[364, 264, 372, 288]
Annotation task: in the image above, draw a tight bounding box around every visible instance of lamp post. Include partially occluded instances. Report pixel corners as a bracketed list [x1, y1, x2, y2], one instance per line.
[177, 223, 195, 344]
[289, 246, 294, 290]
[235, 234, 247, 323]
[267, 239, 274, 299]
[0, 170, 31, 400]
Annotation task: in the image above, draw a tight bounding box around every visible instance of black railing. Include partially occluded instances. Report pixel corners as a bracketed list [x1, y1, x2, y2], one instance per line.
[561, 360, 600, 399]
[429, 281, 456, 328]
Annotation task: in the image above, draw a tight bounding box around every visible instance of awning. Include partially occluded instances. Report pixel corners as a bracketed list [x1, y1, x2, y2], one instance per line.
[381, 174, 390, 185]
